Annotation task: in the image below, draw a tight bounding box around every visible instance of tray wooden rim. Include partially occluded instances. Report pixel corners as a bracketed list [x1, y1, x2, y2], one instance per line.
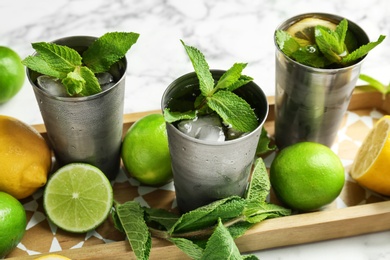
[11, 89, 390, 259]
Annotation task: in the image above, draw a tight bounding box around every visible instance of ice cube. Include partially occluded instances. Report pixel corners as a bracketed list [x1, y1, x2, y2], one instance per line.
[96, 72, 115, 91]
[37, 75, 68, 97]
[177, 114, 225, 142]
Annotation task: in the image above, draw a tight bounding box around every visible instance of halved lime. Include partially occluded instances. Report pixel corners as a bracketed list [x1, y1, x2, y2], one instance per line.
[43, 163, 113, 233]
[286, 17, 337, 45]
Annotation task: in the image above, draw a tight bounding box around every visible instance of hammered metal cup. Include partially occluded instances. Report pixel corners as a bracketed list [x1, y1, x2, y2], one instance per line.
[27, 36, 126, 180]
[162, 70, 269, 213]
[274, 13, 369, 149]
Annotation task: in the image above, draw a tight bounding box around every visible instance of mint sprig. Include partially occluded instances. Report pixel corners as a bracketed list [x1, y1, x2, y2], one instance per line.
[23, 32, 139, 96]
[113, 158, 291, 260]
[276, 19, 385, 68]
[164, 41, 258, 133]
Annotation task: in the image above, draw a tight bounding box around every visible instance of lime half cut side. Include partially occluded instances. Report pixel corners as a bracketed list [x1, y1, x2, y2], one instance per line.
[43, 163, 113, 233]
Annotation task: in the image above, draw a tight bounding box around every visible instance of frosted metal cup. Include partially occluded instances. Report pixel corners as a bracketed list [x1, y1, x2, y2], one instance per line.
[274, 13, 369, 149]
[162, 70, 268, 213]
[27, 36, 126, 180]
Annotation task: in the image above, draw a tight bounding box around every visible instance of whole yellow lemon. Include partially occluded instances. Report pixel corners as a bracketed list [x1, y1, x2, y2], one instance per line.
[0, 115, 51, 199]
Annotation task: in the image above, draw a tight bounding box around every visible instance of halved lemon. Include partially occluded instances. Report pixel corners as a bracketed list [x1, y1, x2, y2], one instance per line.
[350, 115, 390, 195]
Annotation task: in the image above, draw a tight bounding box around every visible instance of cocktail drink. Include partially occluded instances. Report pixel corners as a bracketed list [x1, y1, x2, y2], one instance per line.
[25, 33, 139, 179]
[162, 64, 268, 212]
[274, 13, 385, 149]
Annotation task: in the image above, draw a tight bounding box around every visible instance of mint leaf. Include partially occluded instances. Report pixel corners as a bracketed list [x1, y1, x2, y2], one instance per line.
[31, 42, 82, 73]
[163, 108, 197, 123]
[342, 35, 386, 65]
[169, 196, 246, 234]
[215, 63, 248, 91]
[207, 90, 258, 132]
[226, 221, 254, 239]
[256, 127, 276, 156]
[358, 74, 390, 99]
[22, 55, 66, 79]
[226, 75, 254, 92]
[243, 202, 291, 224]
[170, 237, 204, 260]
[315, 27, 343, 63]
[245, 158, 270, 203]
[334, 19, 348, 50]
[275, 30, 301, 56]
[115, 201, 151, 260]
[83, 32, 140, 73]
[201, 218, 256, 260]
[181, 40, 214, 96]
[144, 207, 179, 230]
[291, 45, 326, 68]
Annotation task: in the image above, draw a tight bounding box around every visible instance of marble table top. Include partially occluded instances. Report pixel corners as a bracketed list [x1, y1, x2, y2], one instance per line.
[1, 0, 390, 259]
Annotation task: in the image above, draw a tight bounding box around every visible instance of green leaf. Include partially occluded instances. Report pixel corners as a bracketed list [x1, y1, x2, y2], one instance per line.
[201, 218, 252, 260]
[215, 63, 248, 91]
[31, 42, 82, 74]
[245, 158, 270, 203]
[62, 70, 85, 96]
[334, 19, 348, 49]
[256, 127, 276, 156]
[169, 196, 246, 234]
[163, 108, 197, 124]
[115, 201, 151, 260]
[315, 27, 343, 63]
[226, 75, 254, 92]
[243, 202, 291, 224]
[207, 90, 258, 132]
[291, 45, 326, 68]
[62, 66, 101, 96]
[342, 35, 386, 65]
[227, 221, 254, 239]
[83, 32, 140, 73]
[22, 55, 66, 79]
[170, 237, 204, 260]
[181, 40, 214, 96]
[144, 207, 180, 230]
[275, 30, 301, 56]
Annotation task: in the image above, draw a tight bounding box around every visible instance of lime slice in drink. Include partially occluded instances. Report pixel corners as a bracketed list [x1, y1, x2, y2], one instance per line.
[43, 163, 113, 233]
[286, 17, 337, 45]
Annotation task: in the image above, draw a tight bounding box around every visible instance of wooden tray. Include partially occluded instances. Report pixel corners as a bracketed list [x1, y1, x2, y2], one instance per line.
[7, 89, 390, 259]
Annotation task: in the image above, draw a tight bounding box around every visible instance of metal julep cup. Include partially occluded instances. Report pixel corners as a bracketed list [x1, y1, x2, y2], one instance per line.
[27, 36, 126, 180]
[161, 70, 268, 213]
[274, 13, 369, 149]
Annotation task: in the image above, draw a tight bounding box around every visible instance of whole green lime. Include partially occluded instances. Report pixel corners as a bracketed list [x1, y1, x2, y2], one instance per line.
[0, 46, 25, 103]
[0, 191, 27, 258]
[121, 114, 173, 186]
[270, 142, 345, 212]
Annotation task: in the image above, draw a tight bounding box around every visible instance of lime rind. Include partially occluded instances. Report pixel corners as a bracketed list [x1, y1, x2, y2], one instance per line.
[43, 163, 113, 233]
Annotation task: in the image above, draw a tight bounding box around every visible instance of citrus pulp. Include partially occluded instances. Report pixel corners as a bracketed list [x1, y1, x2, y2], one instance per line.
[121, 114, 172, 186]
[43, 163, 113, 233]
[0, 46, 25, 103]
[286, 17, 337, 45]
[270, 142, 345, 212]
[0, 115, 52, 199]
[350, 115, 390, 195]
[0, 192, 27, 258]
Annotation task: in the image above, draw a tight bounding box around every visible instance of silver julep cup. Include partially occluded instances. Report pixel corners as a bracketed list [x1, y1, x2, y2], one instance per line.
[27, 36, 126, 180]
[274, 13, 369, 149]
[162, 70, 268, 213]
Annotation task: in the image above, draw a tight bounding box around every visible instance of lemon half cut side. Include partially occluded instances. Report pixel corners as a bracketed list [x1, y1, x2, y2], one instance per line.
[350, 116, 390, 196]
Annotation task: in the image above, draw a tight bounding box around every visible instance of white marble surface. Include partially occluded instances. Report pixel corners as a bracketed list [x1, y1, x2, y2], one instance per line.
[1, 0, 390, 259]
